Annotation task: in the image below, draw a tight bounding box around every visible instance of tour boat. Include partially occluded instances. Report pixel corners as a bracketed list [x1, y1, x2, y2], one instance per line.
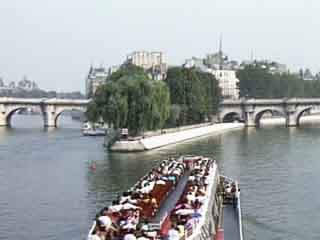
[87, 156, 244, 240]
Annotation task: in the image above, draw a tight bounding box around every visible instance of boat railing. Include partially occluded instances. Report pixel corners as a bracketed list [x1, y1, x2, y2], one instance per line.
[235, 181, 244, 240]
[160, 211, 169, 226]
[220, 175, 235, 183]
[220, 175, 244, 240]
[148, 211, 168, 231]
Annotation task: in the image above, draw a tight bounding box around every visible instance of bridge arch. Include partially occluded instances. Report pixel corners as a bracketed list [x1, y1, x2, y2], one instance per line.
[296, 107, 312, 127]
[222, 112, 242, 123]
[254, 108, 286, 127]
[5, 106, 43, 127]
[54, 106, 86, 127]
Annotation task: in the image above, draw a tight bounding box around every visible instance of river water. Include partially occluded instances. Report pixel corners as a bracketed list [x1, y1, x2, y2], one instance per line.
[1, 115, 320, 240]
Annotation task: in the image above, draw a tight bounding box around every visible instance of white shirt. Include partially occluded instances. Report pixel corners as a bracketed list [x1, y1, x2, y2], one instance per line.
[89, 235, 102, 240]
[137, 237, 150, 240]
[195, 196, 206, 203]
[156, 179, 166, 185]
[98, 216, 112, 230]
[122, 202, 139, 210]
[124, 233, 137, 240]
[108, 204, 123, 212]
[189, 176, 195, 181]
[120, 196, 131, 204]
[168, 229, 180, 240]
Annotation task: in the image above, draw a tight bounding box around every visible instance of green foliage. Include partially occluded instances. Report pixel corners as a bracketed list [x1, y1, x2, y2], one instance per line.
[165, 67, 221, 125]
[107, 63, 145, 82]
[237, 64, 320, 98]
[85, 101, 100, 123]
[88, 64, 171, 136]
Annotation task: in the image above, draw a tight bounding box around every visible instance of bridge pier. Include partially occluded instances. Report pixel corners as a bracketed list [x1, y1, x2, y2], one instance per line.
[245, 112, 256, 127]
[244, 105, 256, 127]
[0, 112, 8, 126]
[285, 105, 298, 127]
[41, 105, 60, 127]
[285, 112, 297, 127]
[42, 112, 57, 127]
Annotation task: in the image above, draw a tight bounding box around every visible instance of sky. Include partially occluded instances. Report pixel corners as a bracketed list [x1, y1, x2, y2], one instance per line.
[1, 0, 320, 93]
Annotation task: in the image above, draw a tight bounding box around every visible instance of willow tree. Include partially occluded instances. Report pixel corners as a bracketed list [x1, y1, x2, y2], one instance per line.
[87, 64, 171, 136]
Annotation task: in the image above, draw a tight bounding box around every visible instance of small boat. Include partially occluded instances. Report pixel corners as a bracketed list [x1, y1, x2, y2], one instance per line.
[87, 155, 244, 240]
[82, 122, 106, 136]
[83, 128, 106, 136]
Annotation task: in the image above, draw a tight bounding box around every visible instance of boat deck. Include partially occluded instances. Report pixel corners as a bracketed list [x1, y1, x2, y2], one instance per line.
[152, 172, 190, 223]
[223, 204, 241, 240]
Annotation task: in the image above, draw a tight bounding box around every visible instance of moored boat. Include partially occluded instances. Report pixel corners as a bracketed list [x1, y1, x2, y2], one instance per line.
[83, 128, 106, 136]
[87, 156, 243, 240]
[82, 122, 106, 136]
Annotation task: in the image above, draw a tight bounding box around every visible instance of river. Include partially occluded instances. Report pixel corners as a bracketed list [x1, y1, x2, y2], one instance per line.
[1, 115, 320, 240]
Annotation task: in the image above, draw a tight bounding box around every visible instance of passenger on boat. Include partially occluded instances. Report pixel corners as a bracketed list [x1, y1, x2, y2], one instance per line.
[90, 220, 107, 240]
[140, 193, 158, 209]
[186, 191, 196, 204]
[96, 215, 119, 239]
[89, 157, 190, 240]
[167, 223, 180, 240]
[124, 230, 137, 240]
[120, 192, 133, 204]
[108, 202, 123, 213]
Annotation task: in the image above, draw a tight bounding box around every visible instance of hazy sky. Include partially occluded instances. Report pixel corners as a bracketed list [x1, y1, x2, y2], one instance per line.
[1, 0, 319, 92]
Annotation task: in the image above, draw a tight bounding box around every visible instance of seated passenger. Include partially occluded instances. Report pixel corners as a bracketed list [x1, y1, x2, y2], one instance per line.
[168, 224, 180, 240]
[124, 230, 137, 240]
[140, 193, 158, 208]
[96, 216, 118, 239]
[89, 223, 107, 240]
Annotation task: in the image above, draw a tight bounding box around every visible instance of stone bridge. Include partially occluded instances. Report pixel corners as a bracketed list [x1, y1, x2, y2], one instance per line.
[0, 97, 90, 127]
[219, 98, 320, 127]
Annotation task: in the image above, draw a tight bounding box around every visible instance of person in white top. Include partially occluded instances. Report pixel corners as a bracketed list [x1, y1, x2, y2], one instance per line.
[168, 226, 180, 240]
[108, 204, 123, 212]
[186, 192, 196, 204]
[98, 216, 112, 230]
[124, 233, 137, 240]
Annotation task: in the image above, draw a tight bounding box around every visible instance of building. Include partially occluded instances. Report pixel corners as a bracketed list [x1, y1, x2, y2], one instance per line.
[208, 69, 239, 99]
[126, 51, 168, 80]
[108, 65, 120, 75]
[85, 65, 109, 98]
[17, 76, 38, 91]
[183, 57, 209, 72]
[183, 41, 240, 99]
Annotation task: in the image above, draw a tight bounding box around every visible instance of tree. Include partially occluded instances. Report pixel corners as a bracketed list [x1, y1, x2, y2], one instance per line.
[236, 64, 319, 99]
[165, 67, 221, 125]
[87, 64, 171, 136]
[85, 101, 100, 123]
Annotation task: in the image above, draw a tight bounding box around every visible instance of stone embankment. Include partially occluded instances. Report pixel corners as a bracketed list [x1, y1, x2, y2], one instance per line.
[110, 122, 244, 152]
[260, 115, 320, 126]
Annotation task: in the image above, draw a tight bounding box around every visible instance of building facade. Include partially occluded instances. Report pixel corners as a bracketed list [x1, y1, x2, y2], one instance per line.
[184, 54, 240, 99]
[85, 66, 108, 98]
[208, 69, 239, 99]
[126, 51, 168, 80]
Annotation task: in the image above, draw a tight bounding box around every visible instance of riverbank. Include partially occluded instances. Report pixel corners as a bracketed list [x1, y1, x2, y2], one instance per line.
[110, 122, 244, 152]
